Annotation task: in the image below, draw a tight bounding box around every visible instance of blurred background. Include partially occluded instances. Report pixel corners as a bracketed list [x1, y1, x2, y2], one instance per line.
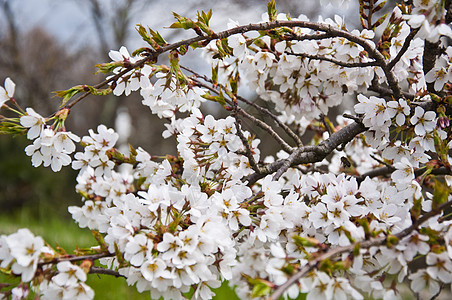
[0, 0, 397, 298]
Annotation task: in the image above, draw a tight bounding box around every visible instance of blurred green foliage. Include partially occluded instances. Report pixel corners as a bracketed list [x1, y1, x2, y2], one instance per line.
[0, 135, 79, 218]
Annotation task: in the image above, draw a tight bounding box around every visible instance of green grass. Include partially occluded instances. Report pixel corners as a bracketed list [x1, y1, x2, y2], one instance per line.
[0, 209, 239, 299]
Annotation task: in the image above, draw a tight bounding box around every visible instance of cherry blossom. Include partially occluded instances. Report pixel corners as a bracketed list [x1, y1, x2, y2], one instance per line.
[0, 77, 15, 108]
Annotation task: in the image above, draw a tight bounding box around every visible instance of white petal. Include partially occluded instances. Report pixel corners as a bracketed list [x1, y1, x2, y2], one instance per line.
[4, 77, 15, 97]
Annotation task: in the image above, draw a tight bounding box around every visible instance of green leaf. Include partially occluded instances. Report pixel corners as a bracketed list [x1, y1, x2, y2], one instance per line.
[54, 86, 85, 107]
[432, 179, 450, 209]
[197, 22, 215, 37]
[179, 44, 188, 55]
[95, 61, 123, 74]
[229, 72, 239, 95]
[201, 91, 226, 106]
[373, 0, 387, 13]
[267, 0, 277, 22]
[251, 282, 272, 297]
[293, 235, 320, 248]
[372, 13, 388, 29]
[170, 12, 195, 30]
[136, 24, 152, 45]
[212, 63, 219, 85]
[197, 9, 212, 26]
[0, 121, 27, 135]
[148, 28, 167, 46]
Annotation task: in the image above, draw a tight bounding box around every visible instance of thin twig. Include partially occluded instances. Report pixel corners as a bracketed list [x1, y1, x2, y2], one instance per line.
[231, 98, 263, 173]
[387, 28, 419, 70]
[89, 266, 125, 278]
[236, 95, 303, 147]
[236, 107, 295, 154]
[190, 78, 296, 153]
[38, 253, 113, 266]
[181, 64, 303, 147]
[287, 51, 378, 68]
[356, 166, 452, 183]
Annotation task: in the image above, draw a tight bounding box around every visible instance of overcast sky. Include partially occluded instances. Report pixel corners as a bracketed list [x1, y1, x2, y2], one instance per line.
[3, 0, 358, 52]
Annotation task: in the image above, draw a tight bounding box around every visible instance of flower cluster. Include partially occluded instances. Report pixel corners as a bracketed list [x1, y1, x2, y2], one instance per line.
[21, 108, 80, 172]
[221, 14, 379, 125]
[0, 229, 94, 299]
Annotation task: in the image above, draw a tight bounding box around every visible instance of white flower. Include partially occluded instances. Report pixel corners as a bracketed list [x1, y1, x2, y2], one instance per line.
[0, 77, 15, 108]
[426, 252, 452, 283]
[53, 131, 80, 153]
[6, 229, 44, 282]
[86, 125, 119, 150]
[157, 233, 183, 261]
[254, 51, 275, 73]
[409, 269, 440, 295]
[354, 95, 391, 129]
[52, 261, 87, 286]
[410, 106, 436, 136]
[125, 234, 152, 267]
[391, 157, 414, 184]
[228, 34, 248, 59]
[387, 99, 410, 127]
[109, 46, 134, 63]
[20, 108, 46, 140]
[63, 282, 95, 300]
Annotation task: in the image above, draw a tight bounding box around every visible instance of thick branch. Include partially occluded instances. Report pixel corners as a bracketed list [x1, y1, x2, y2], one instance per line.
[423, 40, 441, 93]
[270, 199, 452, 300]
[369, 82, 414, 99]
[245, 121, 366, 185]
[288, 32, 335, 41]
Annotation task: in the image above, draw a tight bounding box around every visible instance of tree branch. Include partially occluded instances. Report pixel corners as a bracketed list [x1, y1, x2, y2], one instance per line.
[356, 166, 452, 183]
[180, 64, 303, 147]
[387, 28, 419, 70]
[245, 121, 367, 185]
[38, 253, 113, 267]
[369, 82, 414, 99]
[89, 266, 125, 278]
[287, 51, 378, 68]
[62, 19, 402, 111]
[270, 199, 452, 300]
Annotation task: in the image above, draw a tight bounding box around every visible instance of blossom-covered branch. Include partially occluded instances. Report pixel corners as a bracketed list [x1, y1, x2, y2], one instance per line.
[270, 199, 452, 299]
